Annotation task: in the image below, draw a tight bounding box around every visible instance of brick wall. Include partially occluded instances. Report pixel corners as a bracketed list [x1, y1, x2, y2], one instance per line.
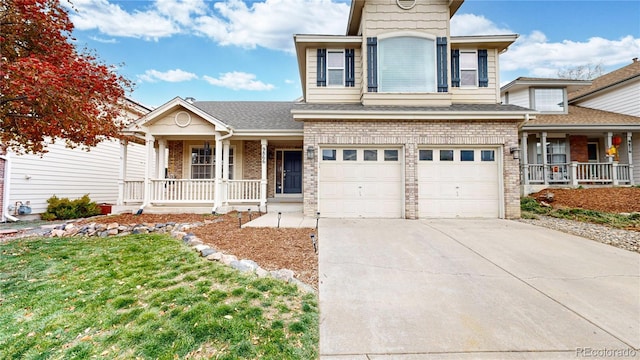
[303, 120, 521, 219]
[167, 141, 184, 178]
[243, 141, 262, 180]
[569, 135, 589, 163]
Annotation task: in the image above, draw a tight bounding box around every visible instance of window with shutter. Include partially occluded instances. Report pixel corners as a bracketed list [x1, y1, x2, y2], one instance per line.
[478, 49, 488, 87]
[367, 37, 378, 92]
[317, 49, 326, 87]
[378, 36, 435, 92]
[451, 49, 460, 87]
[345, 49, 355, 87]
[436, 37, 448, 92]
[460, 50, 478, 87]
[327, 50, 345, 86]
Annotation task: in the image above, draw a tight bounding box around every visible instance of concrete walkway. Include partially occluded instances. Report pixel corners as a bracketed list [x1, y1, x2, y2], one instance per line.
[318, 219, 640, 359]
[242, 212, 317, 228]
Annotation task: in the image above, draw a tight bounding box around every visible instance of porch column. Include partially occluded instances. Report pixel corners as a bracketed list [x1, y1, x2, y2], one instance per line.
[214, 132, 223, 211]
[157, 139, 167, 179]
[521, 132, 529, 185]
[143, 133, 155, 205]
[606, 132, 613, 163]
[222, 140, 230, 206]
[628, 132, 635, 185]
[260, 139, 268, 211]
[541, 132, 548, 185]
[117, 139, 129, 206]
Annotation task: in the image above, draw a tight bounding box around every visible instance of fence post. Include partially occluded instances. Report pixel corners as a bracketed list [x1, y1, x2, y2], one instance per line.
[571, 162, 578, 186]
[612, 162, 619, 186]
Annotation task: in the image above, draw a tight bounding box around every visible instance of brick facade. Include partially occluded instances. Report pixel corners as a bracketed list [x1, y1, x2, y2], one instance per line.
[167, 140, 184, 178]
[243, 141, 262, 180]
[303, 120, 521, 219]
[569, 135, 589, 163]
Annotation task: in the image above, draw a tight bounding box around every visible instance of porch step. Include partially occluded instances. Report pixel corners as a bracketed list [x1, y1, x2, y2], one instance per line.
[266, 202, 303, 214]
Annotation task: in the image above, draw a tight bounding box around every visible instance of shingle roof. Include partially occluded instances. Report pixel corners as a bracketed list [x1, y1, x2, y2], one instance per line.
[568, 59, 640, 101]
[192, 101, 300, 130]
[522, 105, 640, 129]
[292, 103, 532, 112]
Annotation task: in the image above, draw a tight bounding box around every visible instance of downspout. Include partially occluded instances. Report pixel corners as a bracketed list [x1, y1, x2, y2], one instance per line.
[211, 129, 234, 214]
[0, 153, 18, 222]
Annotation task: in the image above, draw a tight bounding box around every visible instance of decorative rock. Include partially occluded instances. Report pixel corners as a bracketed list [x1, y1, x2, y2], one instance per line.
[50, 229, 66, 237]
[230, 260, 255, 273]
[172, 231, 187, 240]
[290, 278, 315, 294]
[239, 259, 258, 271]
[200, 248, 217, 257]
[108, 228, 119, 236]
[194, 244, 210, 252]
[107, 222, 119, 230]
[221, 254, 238, 265]
[96, 224, 107, 231]
[206, 252, 223, 261]
[270, 269, 295, 282]
[187, 239, 203, 246]
[255, 267, 269, 278]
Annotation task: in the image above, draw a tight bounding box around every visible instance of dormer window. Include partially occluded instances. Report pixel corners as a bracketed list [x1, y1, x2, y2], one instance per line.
[327, 50, 345, 86]
[316, 48, 355, 87]
[459, 51, 478, 87]
[532, 88, 565, 112]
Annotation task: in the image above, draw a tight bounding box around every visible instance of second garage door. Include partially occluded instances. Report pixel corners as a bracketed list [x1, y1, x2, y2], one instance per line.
[319, 147, 403, 218]
[418, 148, 501, 218]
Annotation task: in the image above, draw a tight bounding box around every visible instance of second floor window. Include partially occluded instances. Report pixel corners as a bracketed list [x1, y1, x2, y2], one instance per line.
[533, 88, 565, 112]
[378, 36, 436, 92]
[459, 51, 477, 87]
[327, 50, 345, 86]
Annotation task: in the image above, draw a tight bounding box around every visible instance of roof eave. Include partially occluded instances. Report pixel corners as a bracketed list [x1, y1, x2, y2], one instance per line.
[292, 110, 533, 121]
[521, 124, 640, 131]
[451, 34, 518, 53]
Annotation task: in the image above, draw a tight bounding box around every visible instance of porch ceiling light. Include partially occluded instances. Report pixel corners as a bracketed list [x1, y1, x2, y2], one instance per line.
[306, 146, 315, 160]
[510, 146, 520, 160]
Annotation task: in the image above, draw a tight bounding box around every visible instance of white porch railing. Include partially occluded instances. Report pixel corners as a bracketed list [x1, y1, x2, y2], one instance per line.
[226, 180, 262, 203]
[522, 162, 632, 185]
[151, 179, 216, 203]
[124, 180, 144, 202]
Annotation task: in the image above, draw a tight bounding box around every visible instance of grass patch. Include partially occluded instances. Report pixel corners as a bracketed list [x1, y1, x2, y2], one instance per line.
[0, 234, 317, 359]
[521, 197, 640, 229]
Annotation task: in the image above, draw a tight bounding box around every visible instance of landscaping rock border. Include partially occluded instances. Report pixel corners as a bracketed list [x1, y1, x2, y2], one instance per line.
[15, 220, 316, 294]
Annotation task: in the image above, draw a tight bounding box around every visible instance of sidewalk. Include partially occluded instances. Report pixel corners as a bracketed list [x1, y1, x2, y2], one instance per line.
[242, 212, 317, 228]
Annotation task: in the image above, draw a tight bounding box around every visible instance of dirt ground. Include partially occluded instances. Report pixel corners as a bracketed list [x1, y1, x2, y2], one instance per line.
[530, 187, 640, 213]
[82, 212, 319, 289]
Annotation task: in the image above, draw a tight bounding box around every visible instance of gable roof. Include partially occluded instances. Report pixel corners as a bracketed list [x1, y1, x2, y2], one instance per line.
[521, 105, 640, 131]
[501, 77, 591, 94]
[568, 58, 640, 102]
[193, 101, 301, 131]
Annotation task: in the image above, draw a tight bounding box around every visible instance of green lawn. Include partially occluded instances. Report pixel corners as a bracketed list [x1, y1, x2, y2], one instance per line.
[0, 234, 318, 359]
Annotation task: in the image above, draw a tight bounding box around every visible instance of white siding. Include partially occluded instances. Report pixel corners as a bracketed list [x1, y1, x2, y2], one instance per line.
[505, 88, 530, 108]
[576, 80, 640, 116]
[9, 140, 146, 215]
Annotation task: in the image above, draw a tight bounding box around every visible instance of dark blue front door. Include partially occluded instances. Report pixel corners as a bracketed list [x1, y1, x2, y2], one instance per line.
[283, 151, 302, 193]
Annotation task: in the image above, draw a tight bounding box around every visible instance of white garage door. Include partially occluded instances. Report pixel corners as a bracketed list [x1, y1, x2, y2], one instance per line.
[418, 148, 500, 218]
[319, 147, 403, 218]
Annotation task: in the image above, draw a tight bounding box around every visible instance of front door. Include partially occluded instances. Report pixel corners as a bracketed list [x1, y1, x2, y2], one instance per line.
[276, 150, 302, 194]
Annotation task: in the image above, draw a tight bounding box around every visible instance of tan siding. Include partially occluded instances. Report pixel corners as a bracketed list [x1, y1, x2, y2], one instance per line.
[576, 80, 640, 116]
[506, 88, 530, 108]
[148, 110, 217, 136]
[306, 48, 362, 103]
[451, 48, 500, 104]
[362, 0, 449, 38]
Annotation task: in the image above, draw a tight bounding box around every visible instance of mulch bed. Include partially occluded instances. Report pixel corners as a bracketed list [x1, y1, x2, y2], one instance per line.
[81, 212, 318, 288]
[530, 187, 640, 213]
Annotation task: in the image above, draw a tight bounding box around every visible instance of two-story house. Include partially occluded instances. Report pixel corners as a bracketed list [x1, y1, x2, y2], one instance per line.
[501, 59, 640, 195]
[119, 0, 534, 219]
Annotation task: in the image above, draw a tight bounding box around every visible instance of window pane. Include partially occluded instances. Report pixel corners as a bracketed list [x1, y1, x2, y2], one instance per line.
[440, 150, 454, 161]
[419, 149, 433, 161]
[481, 150, 495, 162]
[460, 70, 477, 86]
[328, 69, 344, 86]
[327, 51, 344, 67]
[343, 149, 357, 161]
[587, 143, 598, 161]
[384, 149, 398, 161]
[322, 149, 336, 161]
[534, 88, 564, 112]
[379, 36, 435, 92]
[460, 52, 476, 68]
[364, 150, 378, 161]
[460, 150, 474, 161]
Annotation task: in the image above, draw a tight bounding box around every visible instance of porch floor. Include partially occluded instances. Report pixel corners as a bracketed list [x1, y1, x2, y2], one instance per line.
[242, 212, 317, 229]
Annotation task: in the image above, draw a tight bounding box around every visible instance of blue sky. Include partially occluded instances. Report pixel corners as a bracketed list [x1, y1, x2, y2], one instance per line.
[65, 0, 640, 108]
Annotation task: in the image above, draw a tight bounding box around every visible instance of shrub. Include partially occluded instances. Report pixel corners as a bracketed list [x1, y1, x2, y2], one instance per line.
[520, 197, 548, 215]
[42, 194, 101, 220]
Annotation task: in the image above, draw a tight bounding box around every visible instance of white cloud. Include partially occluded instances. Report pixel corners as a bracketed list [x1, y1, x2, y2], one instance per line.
[138, 69, 198, 83]
[203, 71, 275, 91]
[69, 0, 179, 40]
[451, 13, 513, 36]
[155, 0, 207, 26]
[89, 36, 117, 44]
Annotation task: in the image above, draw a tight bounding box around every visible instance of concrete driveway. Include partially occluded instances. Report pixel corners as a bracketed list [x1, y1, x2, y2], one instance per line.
[318, 219, 640, 359]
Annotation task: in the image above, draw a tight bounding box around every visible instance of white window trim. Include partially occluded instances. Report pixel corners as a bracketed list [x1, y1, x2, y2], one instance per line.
[326, 49, 345, 87]
[188, 145, 235, 179]
[377, 32, 437, 93]
[530, 88, 568, 114]
[459, 50, 478, 88]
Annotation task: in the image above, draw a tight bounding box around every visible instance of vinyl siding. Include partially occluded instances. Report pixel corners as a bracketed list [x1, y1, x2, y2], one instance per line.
[149, 110, 218, 136]
[306, 48, 362, 104]
[362, 0, 449, 38]
[451, 48, 500, 104]
[575, 80, 640, 116]
[9, 139, 147, 215]
[634, 134, 640, 183]
[504, 88, 530, 108]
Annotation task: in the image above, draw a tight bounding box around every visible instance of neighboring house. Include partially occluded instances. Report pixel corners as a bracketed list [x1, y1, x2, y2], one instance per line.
[501, 58, 640, 195]
[119, 0, 535, 219]
[0, 98, 151, 221]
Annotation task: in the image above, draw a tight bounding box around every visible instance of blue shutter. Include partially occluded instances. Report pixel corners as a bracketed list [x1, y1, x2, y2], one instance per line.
[436, 37, 448, 92]
[317, 49, 326, 87]
[451, 49, 460, 87]
[345, 49, 355, 87]
[478, 49, 488, 87]
[367, 37, 377, 92]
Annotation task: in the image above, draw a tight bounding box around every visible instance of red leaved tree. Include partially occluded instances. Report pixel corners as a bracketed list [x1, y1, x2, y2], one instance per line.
[0, 0, 133, 154]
